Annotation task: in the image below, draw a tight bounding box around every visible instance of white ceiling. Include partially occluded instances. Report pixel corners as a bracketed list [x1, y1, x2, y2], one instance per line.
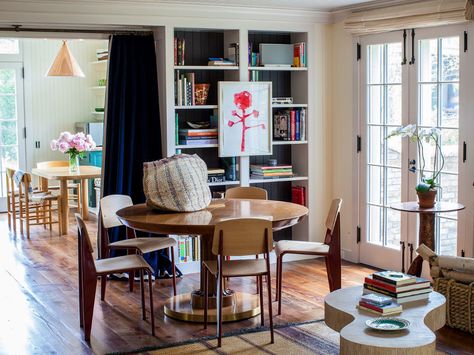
[155, 0, 379, 12]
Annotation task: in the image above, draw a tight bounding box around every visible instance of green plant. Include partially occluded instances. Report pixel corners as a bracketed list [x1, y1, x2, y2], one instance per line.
[387, 124, 444, 192]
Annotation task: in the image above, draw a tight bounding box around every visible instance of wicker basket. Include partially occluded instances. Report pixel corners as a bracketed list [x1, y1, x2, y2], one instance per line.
[434, 278, 474, 333]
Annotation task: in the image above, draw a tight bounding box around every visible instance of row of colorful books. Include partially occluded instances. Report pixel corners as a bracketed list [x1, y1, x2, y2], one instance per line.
[175, 71, 195, 106]
[179, 128, 217, 146]
[363, 271, 432, 304]
[174, 38, 185, 66]
[273, 109, 306, 141]
[293, 42, 306, 67]
[177, 236, 199, 263]
[250, 164, 293, 179]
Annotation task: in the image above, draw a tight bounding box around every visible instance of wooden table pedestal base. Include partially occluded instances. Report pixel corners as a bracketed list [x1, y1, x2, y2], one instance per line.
[164, 292, 261, 323]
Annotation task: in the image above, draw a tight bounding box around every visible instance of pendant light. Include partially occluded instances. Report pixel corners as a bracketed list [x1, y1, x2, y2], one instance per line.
[46, 40, 85, 77]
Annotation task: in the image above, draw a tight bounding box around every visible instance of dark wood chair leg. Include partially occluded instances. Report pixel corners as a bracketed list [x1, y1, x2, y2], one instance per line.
[140, 270, 146, 320]
[266, 270, 274, 344]
[147, 269, 155, 336]
[275, 256, 280, 302]
[204, 268, 208, 329]
[277, 255, 283, 315]
[170, 246, 177, 296]
[256, 254, 259, 294]
[129, 270, 134, 292]
[217, 271, 223, 347]
[82, 273, 97, 342]
[327, 253, 341, 291]
[259, 275, 264, 326]
[100, 275, 107, 301]
[78, 230, 84, 328]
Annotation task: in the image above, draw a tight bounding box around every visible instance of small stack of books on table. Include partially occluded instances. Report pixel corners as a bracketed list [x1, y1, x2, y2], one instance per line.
[250, 164, 293, 179]
[179, 128, 218, 146]
[358, 293, 402, 316]
[207, 169, 226, 183]
[364, 271, 432, 304]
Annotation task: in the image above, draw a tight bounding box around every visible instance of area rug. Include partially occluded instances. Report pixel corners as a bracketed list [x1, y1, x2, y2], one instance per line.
[116, 319, 341, 355]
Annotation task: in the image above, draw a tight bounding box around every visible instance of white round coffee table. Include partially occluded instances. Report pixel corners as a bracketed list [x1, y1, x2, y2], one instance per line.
[324, 286, 446, 354]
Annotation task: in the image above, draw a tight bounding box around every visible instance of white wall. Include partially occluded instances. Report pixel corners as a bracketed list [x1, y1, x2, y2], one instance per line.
[22, 39, 107, 170]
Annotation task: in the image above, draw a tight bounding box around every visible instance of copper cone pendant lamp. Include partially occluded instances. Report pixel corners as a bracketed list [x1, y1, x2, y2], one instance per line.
[46, 40, 85, 77]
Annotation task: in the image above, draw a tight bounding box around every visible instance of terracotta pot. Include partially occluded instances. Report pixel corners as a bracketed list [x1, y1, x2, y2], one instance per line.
[416, 189, 437, 208]
[194, 83, 210, 105]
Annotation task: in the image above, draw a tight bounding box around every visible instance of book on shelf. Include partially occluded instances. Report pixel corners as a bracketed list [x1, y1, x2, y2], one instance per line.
[220, 157, 238, 181]
[250, 70, 260, 81]
[179, 138, 218, 145]
[292, 186, 306, 206]
[175, 235, 199, 263]
[179, 128, 218, 136]
[175, 71, 196, 106]
[228, 43, 239, 65]
[250, 164, 293, 179]
[208, 58, 235, 66]
[272, 97, 294, 105]
[263, 64, 291, 67]
[273, 109, 306, 141]
[174, 38, 185, 66]
[208, 168, 226, 183]
[293, 42, 306, 67]
[175, 113, 179, 145]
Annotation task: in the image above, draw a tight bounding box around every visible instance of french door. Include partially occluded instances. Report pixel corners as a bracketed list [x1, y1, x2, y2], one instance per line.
[360, 26, 468, 271]
[0, 62, 26, 211]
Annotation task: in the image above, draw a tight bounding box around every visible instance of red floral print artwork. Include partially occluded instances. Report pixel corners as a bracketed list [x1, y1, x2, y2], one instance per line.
[228, 91, 265, 152]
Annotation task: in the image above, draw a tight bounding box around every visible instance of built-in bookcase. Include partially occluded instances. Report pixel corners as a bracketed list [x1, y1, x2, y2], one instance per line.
[159, 26, 311, 270]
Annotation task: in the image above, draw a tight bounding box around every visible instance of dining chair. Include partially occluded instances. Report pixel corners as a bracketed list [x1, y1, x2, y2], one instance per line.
[99, 194, 177, 299]
[6, 167, 18, 232]
[75, 214, 155, 341]
[225, 186, 268, 200]
[203, 218, 274, 347]
[36, 161, 82, 214]
[275, 198, 342, 315]
[16, 171, 62, 238]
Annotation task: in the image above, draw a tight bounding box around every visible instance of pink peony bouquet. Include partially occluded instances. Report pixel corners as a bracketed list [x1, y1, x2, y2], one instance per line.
[50, 131, 96, 159]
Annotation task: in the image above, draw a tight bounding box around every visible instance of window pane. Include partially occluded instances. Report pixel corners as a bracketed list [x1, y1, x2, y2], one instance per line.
[368, 85, 383, 124]
[0, 95, 16, 120]
[440, 128, 458, 174]
[0, 146, 19, 169]
[438, 218, 457, 256]
[440, 83, 459, 128]
[387, 43, 402, 84]
[419, 39, 438, 82]
[368, 45, 384, 84]
[368, 205, 383, 245]
[386, 127, 401, 167]
[0, 69, 15, 94]
[439, 173, 458, 203]
[441, 37, 459, 82]
[419, 84, 437, 126]
[368, 126, 382, 165]
[386, 209, 401, 248]
[386, 85, 401, 125]
[368, 166, 383, 205]
[0, 120, 18, 146]
[386, 168, 401, 204]
[0, 39, 19, 55]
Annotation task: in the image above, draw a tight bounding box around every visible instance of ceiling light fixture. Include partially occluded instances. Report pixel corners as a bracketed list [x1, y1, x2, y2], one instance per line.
[46, 40, 85, 77]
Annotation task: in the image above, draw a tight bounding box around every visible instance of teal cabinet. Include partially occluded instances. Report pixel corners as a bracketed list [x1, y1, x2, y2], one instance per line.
[81, 150, 102, 207]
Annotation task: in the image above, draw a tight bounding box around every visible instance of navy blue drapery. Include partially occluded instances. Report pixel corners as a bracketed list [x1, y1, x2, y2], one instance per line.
[102, 34, 176, 277]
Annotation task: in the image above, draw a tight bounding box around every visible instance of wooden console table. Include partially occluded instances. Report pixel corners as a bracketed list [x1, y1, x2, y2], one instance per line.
[390, 202, 464, 276]
[325, 286, 446, 354]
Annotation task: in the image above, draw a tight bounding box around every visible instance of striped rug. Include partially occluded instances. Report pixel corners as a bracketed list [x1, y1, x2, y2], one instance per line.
[124, 320, 341, 355]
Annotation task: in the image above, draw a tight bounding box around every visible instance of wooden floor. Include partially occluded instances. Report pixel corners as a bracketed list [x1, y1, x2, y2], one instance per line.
[0, 213, 473, 355]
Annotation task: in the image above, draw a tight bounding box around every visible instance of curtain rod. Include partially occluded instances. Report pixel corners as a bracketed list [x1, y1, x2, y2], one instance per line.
[0, 25, 153, 35]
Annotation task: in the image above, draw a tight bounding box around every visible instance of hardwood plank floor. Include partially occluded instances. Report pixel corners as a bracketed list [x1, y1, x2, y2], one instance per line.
[0, 213, 473, 354]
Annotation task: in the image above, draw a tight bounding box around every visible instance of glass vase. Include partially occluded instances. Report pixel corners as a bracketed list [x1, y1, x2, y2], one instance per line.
[68, 154, 80, 174]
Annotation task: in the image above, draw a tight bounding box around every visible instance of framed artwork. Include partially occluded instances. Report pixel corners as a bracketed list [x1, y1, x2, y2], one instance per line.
[218, 81, 272, 157]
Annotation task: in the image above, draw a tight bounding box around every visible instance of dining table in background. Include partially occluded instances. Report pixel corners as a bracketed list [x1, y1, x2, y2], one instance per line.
[32, 165, 102, 235]
[117, 198, 309, 323]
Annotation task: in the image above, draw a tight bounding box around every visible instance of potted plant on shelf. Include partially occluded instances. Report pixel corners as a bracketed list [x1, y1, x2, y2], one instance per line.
[388, 124, 444, 208]
[50, 132, 96, 173]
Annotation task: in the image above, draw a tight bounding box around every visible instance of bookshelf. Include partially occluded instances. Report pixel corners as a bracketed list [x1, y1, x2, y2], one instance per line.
[158, 26, 312, 272]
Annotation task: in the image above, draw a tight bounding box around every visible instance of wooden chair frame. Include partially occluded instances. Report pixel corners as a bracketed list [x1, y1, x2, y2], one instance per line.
[275, 199, 342, 315]
[6, 168, 17, 232]
[76, 214, 155, 342]
[203, 219, 274, 347]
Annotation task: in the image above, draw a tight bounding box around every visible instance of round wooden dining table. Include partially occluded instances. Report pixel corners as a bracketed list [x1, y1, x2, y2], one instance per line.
[116, 198, 309, 323]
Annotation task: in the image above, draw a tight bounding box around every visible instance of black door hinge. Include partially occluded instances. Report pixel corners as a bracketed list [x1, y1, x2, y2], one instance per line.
[23, 127, 27, 139]
[464, 31, 468, 52]
[357, 43, 361, 61]
[356, 226, 361, 243]
[461, 249, 465, 257]
[409, 29, 415, 65]
[401, 30, 407, 65]
[21, 67, 25, 78]
[357, 135, 361, 153]
[463, 141, 467, 162]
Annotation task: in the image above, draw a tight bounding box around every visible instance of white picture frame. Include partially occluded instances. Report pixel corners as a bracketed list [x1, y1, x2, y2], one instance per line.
[218, 81, 272, 157]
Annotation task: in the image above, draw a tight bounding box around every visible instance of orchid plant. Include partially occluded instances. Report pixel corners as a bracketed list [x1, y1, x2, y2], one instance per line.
[50, 131, 96, 160]
[387, 124, 444, 193]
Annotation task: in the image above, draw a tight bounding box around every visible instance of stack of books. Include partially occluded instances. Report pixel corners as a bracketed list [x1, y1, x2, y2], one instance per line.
[176, 236, 199, 263]
[272, 97, 294, 105]
[358, 293, 402, 316]
[228, 43, 239, 65]
[178, 128, 218, 146]
[175, 72, 195, 106]
[363, 271, 432, 303]
[273, 109, 306, 141]
[174, 38, 185, 65]
[208, 168, 226, 183]
[208, 57, 235, 66]
[293, 42, 306, 67]
[250, 164, 293, 179]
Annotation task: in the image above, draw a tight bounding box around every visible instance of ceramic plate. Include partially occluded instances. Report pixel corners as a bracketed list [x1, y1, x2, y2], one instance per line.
[365, 317, 410, 331]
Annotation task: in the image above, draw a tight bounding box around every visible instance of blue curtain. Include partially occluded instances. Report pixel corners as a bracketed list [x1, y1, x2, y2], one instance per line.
[102, 34, 179, 278]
